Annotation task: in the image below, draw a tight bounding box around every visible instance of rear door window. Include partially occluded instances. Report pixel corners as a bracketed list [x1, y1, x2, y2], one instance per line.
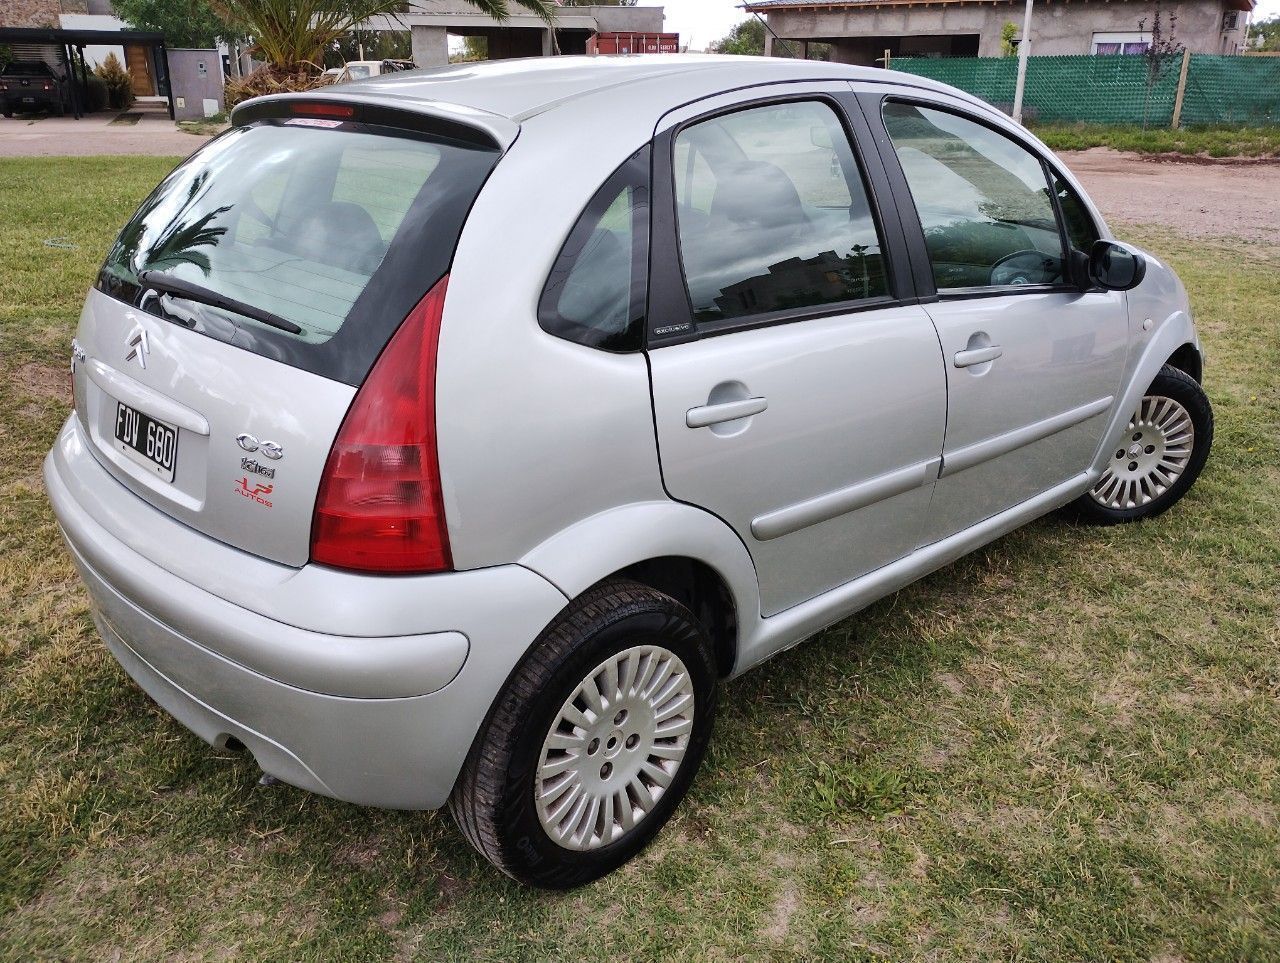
[98, 119, 500, 385]
[672, 100, 889, 325]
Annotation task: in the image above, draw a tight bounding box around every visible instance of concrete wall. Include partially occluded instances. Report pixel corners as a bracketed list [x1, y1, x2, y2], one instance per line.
[168, 48, 222, 120]
[396, 2, 666, 66]
[0, 0, 62, 28]
[763, 0, 1250, 63]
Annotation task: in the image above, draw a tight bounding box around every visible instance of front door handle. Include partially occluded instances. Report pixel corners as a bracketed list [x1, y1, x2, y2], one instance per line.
[954, 345, 1003, 368]
[686, 396, 768, 429]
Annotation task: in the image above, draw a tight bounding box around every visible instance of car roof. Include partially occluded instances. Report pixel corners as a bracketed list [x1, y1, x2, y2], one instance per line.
[331, 54, 965, 124]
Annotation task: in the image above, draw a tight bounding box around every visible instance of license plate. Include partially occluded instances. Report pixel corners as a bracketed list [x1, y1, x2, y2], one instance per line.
[22, 97, 35, 103]
[114, 401, 178, 482]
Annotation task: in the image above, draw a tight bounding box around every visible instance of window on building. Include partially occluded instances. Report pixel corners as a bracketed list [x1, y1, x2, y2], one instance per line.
[1091, 32, 1152, 55]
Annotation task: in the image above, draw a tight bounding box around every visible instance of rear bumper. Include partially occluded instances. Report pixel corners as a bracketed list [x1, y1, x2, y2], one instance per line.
[45, 416, 569, 809]
[2, 92, 60, 110]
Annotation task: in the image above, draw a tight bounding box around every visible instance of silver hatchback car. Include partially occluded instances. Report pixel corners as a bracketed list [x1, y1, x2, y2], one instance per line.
[46, 56, 1212, 887]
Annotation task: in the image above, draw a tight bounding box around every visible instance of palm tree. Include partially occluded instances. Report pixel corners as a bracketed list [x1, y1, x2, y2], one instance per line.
[215, 0, 558, 74]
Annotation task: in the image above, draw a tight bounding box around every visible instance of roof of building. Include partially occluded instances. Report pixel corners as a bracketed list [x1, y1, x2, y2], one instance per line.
[0, 26, 167, 45]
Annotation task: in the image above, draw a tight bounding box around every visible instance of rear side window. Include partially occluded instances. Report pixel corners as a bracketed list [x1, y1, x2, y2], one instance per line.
[673, 100, 889, 325]
[98, 119, 500, 385]
[539, 147, 650, 352]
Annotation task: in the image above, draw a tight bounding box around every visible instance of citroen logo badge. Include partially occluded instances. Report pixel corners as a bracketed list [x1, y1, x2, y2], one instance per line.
[125, 326, 150, 369]
[236, 433, 284, 460]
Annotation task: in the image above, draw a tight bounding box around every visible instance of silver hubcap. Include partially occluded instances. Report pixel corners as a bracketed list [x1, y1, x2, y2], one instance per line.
[535, 645, 695, 852]
[1090, 394, 1195, 510]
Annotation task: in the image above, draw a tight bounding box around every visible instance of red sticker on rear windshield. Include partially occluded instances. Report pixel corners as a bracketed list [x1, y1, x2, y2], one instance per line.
[284, 118, 344, 129]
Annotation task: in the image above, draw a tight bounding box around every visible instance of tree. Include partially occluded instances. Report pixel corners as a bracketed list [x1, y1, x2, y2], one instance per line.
[709, 18, 764, 56]
[1251, 14, 1280, 51]
[1000, 21, 1018, 57]
[325, 27, 412, 66]
[213, 0, 558, 72]
[1137, 0, 1184, 128]
[113, 0, 236, 48]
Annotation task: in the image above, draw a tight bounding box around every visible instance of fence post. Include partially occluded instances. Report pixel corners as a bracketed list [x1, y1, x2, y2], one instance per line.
[1171, 48, 1191, 129]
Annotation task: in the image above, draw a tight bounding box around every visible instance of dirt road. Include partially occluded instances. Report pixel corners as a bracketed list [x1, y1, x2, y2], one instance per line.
[1059, 148, 1280, 243]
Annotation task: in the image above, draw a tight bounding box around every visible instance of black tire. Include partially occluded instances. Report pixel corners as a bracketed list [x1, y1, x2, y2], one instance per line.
[449, 578, 717, 889]
[1065, 364, 1213, 525]
[2, 110, 12, 119]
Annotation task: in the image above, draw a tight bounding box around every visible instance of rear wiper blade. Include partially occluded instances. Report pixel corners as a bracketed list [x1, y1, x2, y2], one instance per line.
[137, 270, 304, 335]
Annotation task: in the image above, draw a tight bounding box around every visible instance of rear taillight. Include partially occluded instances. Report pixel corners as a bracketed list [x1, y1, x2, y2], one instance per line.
[290, 101, 356, 119]
[310, 276, 451, 573]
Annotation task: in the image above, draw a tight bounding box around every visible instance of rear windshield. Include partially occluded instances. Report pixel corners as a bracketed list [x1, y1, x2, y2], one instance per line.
[3, 61, 54, 75]
[97, 119, 500, 385]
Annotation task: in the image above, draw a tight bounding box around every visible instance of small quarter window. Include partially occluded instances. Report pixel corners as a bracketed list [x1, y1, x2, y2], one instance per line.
[673, 100, 889, 325]
[539, 147, 650, 351]
[1051, 173, 1100, 253]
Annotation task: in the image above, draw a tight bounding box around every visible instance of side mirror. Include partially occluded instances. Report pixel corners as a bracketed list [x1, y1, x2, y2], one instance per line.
[1088, 240, 1147, 291]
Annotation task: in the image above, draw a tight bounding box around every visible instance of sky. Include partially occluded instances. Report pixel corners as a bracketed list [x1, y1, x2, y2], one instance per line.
[655, 0, 747, 51]
[653, 0, 1280, 50]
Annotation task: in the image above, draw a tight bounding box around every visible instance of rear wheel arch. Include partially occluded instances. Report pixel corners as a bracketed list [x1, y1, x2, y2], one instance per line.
[608, 556, 738, 677]
[1165, 342, 1203, 384]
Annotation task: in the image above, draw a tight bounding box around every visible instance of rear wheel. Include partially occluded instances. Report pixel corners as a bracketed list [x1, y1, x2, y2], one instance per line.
[449, 579, 717, 888]
[1067, 365, 1213, 525]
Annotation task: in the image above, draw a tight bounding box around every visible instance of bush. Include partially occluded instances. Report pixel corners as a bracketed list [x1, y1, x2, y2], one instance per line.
[225, 64, 327, 108]
[94, 52, 135, 110]
[83, 74, 109, 113]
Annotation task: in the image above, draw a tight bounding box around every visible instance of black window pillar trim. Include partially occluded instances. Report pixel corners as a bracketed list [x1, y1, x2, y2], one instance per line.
[646, 123, 695, 350]
[851, 89, 939, 303]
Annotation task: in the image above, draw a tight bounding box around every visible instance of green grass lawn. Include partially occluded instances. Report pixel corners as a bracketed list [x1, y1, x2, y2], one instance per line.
[1, 158, 1277, 961]
[1030, 123, 1280, 158]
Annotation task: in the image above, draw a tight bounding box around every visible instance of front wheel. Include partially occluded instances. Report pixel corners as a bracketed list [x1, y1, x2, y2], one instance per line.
[449, 579, 717, 888]
[1067, 364, 1213, 525]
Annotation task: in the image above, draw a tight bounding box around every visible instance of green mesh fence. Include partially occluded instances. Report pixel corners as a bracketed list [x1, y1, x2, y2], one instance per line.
[1178, 55, 1280, 125]
[891, 54, 1280, 127]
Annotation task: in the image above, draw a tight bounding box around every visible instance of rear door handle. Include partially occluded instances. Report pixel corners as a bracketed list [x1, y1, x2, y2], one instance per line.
[953, 345, 1003, 368]
[686, 396, 768, 429]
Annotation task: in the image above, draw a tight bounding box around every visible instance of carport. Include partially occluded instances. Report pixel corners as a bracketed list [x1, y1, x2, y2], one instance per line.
[0, 27, 173, 120]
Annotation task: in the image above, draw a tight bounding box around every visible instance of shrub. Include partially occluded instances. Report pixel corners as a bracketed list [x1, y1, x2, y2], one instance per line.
[224, 63, 328, 108]
[83, 73, 109, 113]
[95, 52, 135, 110]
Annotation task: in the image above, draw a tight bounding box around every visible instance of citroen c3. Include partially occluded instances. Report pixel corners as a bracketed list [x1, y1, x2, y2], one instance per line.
[45, 55, 1213, 888]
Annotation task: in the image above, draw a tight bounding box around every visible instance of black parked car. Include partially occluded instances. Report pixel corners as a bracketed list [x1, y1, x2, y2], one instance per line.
[1, 61, 66, 117]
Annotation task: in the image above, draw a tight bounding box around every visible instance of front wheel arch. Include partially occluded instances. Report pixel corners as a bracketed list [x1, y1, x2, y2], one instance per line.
[1166, 342, 1203, 384]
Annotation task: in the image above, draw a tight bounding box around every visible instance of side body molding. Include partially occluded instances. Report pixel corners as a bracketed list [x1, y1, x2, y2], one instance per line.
[941, 397, 1113, 478]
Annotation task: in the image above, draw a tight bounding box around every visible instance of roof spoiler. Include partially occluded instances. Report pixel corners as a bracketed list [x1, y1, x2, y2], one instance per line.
[231, 91, 519, 152]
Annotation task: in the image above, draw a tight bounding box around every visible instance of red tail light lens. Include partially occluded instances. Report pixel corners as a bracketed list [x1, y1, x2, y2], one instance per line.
[290, 101, 356, 119]
[310, 277, 451, 573]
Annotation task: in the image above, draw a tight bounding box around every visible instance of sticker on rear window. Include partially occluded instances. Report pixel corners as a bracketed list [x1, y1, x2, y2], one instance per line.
[284, 118, 344, 129]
